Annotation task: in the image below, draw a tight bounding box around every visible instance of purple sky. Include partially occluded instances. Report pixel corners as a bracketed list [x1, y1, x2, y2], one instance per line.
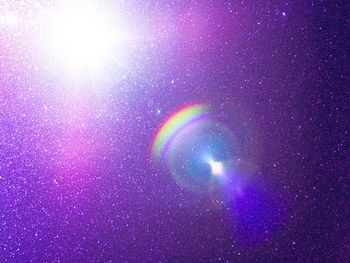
[1, 1, 349, 262]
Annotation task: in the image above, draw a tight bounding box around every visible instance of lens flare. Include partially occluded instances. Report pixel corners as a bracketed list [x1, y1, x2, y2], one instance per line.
[208, 159, 224, 176]
[151, 103, 209, 161]
[151, 104, 240, 193]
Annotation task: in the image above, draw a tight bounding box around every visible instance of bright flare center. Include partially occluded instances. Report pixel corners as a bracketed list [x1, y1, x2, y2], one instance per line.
[208, 160, 224, 176]
[46, 2, 126, 71]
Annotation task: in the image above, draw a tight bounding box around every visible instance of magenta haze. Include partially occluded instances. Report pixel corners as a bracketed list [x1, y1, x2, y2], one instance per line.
[0, 1, 349, 262]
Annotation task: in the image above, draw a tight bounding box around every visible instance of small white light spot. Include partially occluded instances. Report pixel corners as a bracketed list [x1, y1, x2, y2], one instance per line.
[208, 160, 224, 176]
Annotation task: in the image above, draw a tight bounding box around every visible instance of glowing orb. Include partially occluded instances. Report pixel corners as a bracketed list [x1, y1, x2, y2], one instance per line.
[45, 2, 129, 71]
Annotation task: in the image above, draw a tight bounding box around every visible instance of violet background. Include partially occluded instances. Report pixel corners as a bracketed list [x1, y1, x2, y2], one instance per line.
[0, 1, 349, 262]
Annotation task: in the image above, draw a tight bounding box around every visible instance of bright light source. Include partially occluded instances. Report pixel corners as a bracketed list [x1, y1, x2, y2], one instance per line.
[208, 159, 224, 176]
[45, 2, 128, 71]
[0, 13, 19, 27]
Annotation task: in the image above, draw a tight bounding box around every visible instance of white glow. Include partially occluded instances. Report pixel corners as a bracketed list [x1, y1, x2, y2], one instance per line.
[208, 160, 224, 176]
[45, 2, 128, 71]
[0, 13, 18, 27]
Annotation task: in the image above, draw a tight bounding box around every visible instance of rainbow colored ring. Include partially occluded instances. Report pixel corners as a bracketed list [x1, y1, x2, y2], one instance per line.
[151, 103, 209, 161]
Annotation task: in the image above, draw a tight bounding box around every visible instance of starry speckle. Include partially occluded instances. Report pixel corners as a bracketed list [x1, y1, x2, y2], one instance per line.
[0, 1, 349, 262]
